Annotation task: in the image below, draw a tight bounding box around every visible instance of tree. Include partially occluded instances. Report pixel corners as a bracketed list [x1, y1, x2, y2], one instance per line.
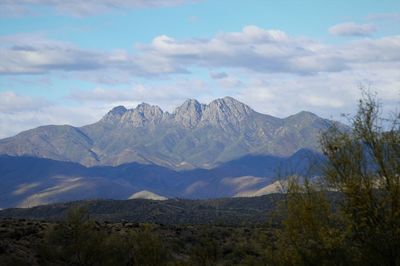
[38, 206, 169, 266]
[321, 92, 400, 265]
[273, 177, 347, 266]
[38, 206, 108, 266]
[274, 91, 400, 265]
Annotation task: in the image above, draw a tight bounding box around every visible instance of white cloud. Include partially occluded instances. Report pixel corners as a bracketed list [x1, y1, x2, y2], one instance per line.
[329, 22, 376, 37]
[136, 26, 400, 76]
[0, 0, 199, 16]
[341, 37, 400, 62]
[233, 67, 399, 121]
[1, 27, 399, 79]
[138, 26, 346, 74]
[0, 35, 102, 74]
[0, 33, 185, 76]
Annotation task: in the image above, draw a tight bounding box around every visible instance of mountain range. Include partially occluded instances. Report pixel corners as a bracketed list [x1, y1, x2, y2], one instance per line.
[0, 97, 334, 208]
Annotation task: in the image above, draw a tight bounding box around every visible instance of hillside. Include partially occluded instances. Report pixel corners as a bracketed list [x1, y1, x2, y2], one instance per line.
[0, 194, 284, 225]
[0, 149, 322, 208]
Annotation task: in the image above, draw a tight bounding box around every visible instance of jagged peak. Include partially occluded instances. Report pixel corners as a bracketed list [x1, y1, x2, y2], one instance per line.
[101, 103, 164, 126]
[213, 96, 240, 102]
[174, 98, 205, 127]
[108, 105, 127, 116]
[101, 97, 257, 126]
[208, 96, 250, 108]
[183, 98, 200, 105]
[174, 98, 203, 113]
[101, 105, 127, 122]
[206, 96, 254, 115]
[135, 102, 162, 112]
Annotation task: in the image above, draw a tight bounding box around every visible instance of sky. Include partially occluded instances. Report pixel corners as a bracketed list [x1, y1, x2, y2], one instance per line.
[0, 0, 399, 138]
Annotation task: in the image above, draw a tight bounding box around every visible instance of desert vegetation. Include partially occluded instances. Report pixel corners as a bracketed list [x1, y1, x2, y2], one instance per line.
[269, 92, 400, 265]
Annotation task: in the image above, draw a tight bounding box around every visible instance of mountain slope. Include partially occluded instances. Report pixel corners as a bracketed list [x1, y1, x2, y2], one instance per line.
[0, 149, 323, 209]
[0, 97, 333, 169]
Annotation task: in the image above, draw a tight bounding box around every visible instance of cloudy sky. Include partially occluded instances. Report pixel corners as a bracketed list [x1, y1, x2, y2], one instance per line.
[0, 0, 399, 138]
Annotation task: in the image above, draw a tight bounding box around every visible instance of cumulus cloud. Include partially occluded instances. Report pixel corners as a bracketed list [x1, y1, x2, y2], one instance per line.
[1, 27, 400, 78]
[0, 34, 103, 75]
[138, 26, 347, 74]
[233, 65, 400, 121]
[329, 22, 376, 37]
[0, 34, 182, 76]
[0, 0, 199, 16]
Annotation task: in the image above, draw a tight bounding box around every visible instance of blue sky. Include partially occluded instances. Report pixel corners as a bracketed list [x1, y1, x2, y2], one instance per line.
[0, 0, 399, 138]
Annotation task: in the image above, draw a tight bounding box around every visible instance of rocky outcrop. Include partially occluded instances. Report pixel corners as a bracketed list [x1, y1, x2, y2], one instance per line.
[173, 99, 205, 128]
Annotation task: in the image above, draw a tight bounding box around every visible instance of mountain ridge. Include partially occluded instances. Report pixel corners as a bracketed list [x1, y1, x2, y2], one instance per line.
[0, 97, 334, 169]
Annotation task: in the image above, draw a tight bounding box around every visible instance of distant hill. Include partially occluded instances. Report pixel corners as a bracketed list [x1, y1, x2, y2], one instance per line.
[0, 149, 323, 208]
[0, 194, 285, 225]
[0, 97, 333, 169]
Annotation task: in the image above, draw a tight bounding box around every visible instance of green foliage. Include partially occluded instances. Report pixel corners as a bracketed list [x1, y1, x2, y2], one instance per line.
[272, 178, 347, 266]
[39, 206, 109, 265]
[320, 92, 400, 265]
[38, 206, 168, 266]
[126, 224, 168, 266]
[0, 195, 283, 225]
[272, 91, 400, 265]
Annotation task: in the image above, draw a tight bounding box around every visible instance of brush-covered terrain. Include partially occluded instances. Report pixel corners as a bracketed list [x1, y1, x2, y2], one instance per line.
[0, 194, 283, 225]
[0, 214, 274, 266]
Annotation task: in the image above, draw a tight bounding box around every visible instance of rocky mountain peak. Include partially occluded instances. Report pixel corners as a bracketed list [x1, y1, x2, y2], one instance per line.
[174, 99, 205, 128]
[101, 105, 127, 123]
[134, 103, 163, 116]
[201, 97, 254, 125]
[209, 97, 252, 113]
[102, 97, 257, 128]
[109, 105, 127, 116]
[100, 103, 164, 127]
[120, 103, 164, 126]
